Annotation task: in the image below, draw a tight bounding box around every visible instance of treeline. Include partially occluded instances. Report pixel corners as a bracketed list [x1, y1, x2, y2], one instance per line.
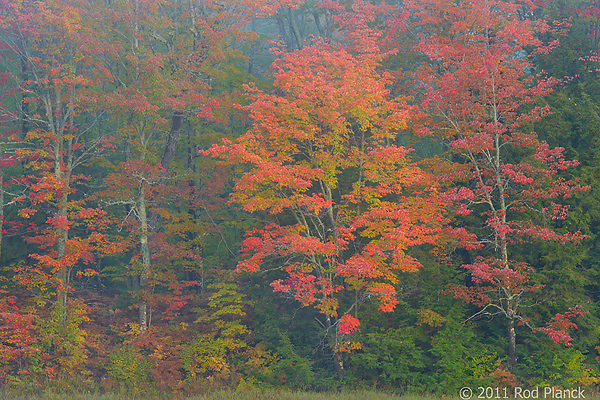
[1, 0, 600, 395]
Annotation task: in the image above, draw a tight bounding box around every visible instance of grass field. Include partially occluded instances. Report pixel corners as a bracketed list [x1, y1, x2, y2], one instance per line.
[4, 388, 598, 400]
[0, 389, 434, 400]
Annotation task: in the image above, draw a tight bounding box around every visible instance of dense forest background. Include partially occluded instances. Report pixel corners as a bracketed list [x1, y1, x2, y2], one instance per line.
[1, 0, 600, 395]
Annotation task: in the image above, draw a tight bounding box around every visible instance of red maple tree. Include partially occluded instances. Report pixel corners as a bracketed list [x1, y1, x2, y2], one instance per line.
[0, 0, 123, 314]
[407, 0, 589, 371]
[208, 39, 445, 376]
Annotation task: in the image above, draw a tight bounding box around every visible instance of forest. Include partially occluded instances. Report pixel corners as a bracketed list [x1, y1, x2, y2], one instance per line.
[1, 0, 600, 396]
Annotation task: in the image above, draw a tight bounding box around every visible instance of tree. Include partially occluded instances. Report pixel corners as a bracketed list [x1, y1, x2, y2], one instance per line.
[208, 40, 445, 377]
[90, 0, 259, 332]
[0, 44, 22, 265]
[576, 0, 600, 50]
[0, 0, 121, 313]
[97, 160, 203, 330]
[407, 0, 589, 371]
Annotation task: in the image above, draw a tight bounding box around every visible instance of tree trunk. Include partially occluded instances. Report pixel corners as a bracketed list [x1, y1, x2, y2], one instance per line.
[326, 315, 344, 379]
[56, 193, 69, 320]
[148, 112, 183, 231]
[138, 182, 150, 332]
[507, 317, 516, 371]
[137, 113, 182, 332]
[275, 12, 292, 52]
[333, 348, 344, 379]
[20, 46, 29, 136]
[159, 112, 183, 184]
[54, 126, 69, 319]
[312, 11, 324, 38]
[288, 8, 303, 50]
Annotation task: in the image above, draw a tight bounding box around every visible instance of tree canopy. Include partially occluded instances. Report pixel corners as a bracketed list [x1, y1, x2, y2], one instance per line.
[0, 0, 599, 394]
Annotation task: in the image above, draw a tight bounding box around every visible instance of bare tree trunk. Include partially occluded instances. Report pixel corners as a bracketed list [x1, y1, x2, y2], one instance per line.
[148, 112, 183, 230]
[288, 8, 303, 50]
[20, 46, 29, 136]
[275, 12, 292, 52]
[507, 317, 516, 372]
[56, 191, 69, 320]
[159, 112, 183, 183]
[326, 315, 344, 379]
[138, 182, 150, 332]
[54, 124, 70, 319]
[136, 113, 183, 332]
[312, 11, 324, 38]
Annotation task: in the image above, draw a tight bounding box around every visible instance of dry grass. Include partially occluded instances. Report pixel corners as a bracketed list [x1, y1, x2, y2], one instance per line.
[10, 388, 600, 400]
[0, 389, 428, 400]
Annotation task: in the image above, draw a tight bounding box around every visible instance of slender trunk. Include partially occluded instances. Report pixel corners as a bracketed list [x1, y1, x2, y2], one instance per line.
[492, 99, 516, 370]
[312, 11, 324, 38]
[333, 347, 344, 379]
[58, 114, 76, 315]
[248, 18, 257, 75]
[321, 182, 338, 255]
[56, 192, 69, 319]
[20, 52, 29, 135]
[159, 112, 183, 183]
[326, 315, 344, 379]
[507, 316, 516, 371]
[187, 121, 203, 291]
[288, 8, 303, 50]
[275, 12, 292, 52]
[53, 125, 70, 318]
[138, 182, 150, 332]
[148, 112, 183, 231]
[138, 113, 182, 331]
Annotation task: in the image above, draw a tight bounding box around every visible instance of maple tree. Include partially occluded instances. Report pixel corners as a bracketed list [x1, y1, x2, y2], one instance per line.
[0, 293, 38, 380]
[0, 0, 125, 315]
[407, 0, 589, 371]
[97, 160, 204, 330]
[1, 0, 600, 392]
[208, 39, 445, 376]
[87, 0, 263, 332]
[0, 51, 21, 264]
[577, 0, 600, 49]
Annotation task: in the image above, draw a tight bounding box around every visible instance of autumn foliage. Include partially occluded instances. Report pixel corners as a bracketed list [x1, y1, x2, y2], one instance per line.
[0, 0, 598, 394]
[408, 0, 589, 370]
[208, 41, 445, 354]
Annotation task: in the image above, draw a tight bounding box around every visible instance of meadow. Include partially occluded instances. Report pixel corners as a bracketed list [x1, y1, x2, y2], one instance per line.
[0, 389, 423, 400]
